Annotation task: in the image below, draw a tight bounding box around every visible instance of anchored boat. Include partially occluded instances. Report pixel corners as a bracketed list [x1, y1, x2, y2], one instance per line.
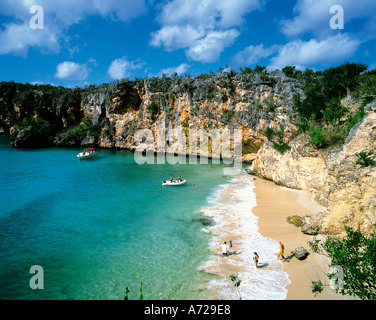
[77, 148, 97, 160]
[162, 179, 187, 186]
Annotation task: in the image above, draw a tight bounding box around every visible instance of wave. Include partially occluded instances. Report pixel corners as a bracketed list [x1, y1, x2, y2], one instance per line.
[198, 174, 291, 300]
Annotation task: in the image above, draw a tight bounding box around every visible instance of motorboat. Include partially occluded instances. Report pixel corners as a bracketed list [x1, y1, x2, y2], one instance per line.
[77, 148, 97, 160]
[162, 179, 187, 186]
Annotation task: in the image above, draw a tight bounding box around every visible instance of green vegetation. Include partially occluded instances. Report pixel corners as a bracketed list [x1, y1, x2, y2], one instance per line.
[309, 226, 376, 300]
[282, 66, 302, 79]
[355, 151, 376, 167]
[254, 65, 267, 74]
[221, 109, 236, 123]
[147, 102, 159, 114]
[262, 96, 276, 112]
[15, 117, 52, 136]
[58, 117, 100, 142]
[2, 62, 375, 151]
[272, 142, 291, 154]
[292, 63, 374, 149]
[240, 66, 254, 75]
[264, 127, 274, 141]
[264, 123, 291, 154]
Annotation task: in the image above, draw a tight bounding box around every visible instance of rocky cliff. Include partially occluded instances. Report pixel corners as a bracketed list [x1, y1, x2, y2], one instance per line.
[251, 101, 376, 236]
[1, 67, 375, 236]
[2, 71, 304, 159]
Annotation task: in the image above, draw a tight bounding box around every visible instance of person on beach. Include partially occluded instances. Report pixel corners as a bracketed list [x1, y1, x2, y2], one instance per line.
[219, 242, 229, 257]
[278, 241, 286, 261]
[253, 252, 259, 268]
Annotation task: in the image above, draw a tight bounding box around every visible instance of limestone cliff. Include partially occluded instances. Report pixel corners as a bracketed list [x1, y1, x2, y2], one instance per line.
[251, 102, 376, 236]
[67, 71, 303, 160]
[1, 70, 375, 236]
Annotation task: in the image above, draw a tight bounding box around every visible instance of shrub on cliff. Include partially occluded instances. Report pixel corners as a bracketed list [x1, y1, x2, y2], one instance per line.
[294, 63, 371, 149]
[57, 117, 100, 146]
[11, 117, 53, 148]
[356, 151, 376, 167]
[15, 117, 52, 136]
[282, 66, 302, 79]
[309, 226, 376, 300]
[295, 63, 367, 121]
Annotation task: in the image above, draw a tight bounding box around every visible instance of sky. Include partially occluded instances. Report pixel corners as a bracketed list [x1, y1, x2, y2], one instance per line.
[0, 0, 376, 87]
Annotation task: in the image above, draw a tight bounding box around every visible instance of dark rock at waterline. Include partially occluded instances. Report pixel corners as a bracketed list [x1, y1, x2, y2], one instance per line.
[192, 218, 214, 227]
[10, 128, 52, 148]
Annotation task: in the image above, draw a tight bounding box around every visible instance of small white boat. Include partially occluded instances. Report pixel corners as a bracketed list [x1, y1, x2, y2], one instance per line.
[77, 148, 97, 160]
[162, 179, 187, 186]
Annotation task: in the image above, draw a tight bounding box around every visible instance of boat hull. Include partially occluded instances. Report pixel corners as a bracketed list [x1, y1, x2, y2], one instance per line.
[162, 180, 187, 186]
[77, 152, 97, 160]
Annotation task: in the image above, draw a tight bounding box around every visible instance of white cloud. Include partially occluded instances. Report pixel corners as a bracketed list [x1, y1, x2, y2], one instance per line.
[0, 23, 60, 56]
[150, 25, 202, 52]
[269, 34, 361, 70]
[107, 57, 144, 80]
[0, 0, 146, 56]
[158, 63, 190, 77]
[281, 0, 376, 37]
[232, 44, 279, 67]
[91, 0, 146, 21]
[186, 29, 240, 63]
[150, 0, 262, 63]
[55, 61, 91, 80]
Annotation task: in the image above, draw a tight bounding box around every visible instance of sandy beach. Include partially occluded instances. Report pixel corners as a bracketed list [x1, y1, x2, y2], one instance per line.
[200, 173, 356, 300]
[252, 176, 354, 300]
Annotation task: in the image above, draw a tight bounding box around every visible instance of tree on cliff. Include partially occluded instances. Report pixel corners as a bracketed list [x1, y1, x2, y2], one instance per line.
[309, 226, 376, 300]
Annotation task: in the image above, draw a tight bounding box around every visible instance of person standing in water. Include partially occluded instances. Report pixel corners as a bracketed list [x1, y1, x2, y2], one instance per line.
[253, 252, 259, 268]
[219, 241, 229, 257]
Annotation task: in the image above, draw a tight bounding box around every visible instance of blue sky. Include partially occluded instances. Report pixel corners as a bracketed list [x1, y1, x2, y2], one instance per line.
[0, 0, 376, 87]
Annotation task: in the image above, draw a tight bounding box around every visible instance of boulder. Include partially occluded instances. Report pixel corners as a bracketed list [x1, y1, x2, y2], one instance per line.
[286, 215, 304, 227]
[293, 247, 310, 260]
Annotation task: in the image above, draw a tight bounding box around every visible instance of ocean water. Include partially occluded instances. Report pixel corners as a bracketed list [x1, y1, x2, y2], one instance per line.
[200, 175, 291, 300]
[0, 135, 290, 300]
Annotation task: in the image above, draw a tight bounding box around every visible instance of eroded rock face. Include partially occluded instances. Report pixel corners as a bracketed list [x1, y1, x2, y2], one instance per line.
[323, 104, 376, 235]
[79, 73, 304, 160]
[250, 137, 329, 207]
[251, 103, 376, 236]
[3, 76, 375, 237]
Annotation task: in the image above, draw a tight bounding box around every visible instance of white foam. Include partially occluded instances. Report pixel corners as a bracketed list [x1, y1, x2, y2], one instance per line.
[198, 174, 291, 300]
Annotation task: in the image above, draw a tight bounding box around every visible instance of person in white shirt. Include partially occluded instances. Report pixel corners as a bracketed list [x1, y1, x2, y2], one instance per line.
[219, 241, 229, 257]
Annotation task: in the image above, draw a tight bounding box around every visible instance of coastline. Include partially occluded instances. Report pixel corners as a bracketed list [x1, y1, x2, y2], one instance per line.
[251, 176, 353, 300]
[200, 174, 290, 300]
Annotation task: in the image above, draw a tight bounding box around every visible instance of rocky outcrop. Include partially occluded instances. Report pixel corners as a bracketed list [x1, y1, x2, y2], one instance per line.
[323, 102, 376, 235]
[251, 102, 376, 236]
[292, 247, 310, 260]
[1, 74, 375, 237]
[75, 72, 303, 160]
[250, 137, 329, 206]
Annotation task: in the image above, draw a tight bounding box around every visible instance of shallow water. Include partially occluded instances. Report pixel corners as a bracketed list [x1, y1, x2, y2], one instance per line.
[200, 175, 291, 300]
[0, 136, 290, 300]
[0, 136, 230, 300]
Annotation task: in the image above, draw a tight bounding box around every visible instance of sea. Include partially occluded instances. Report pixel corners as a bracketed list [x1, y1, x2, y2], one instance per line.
[0, 135, 290, 300]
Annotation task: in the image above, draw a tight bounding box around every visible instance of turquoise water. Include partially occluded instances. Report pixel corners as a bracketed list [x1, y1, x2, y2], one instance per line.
[0, 135, 232, 300]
